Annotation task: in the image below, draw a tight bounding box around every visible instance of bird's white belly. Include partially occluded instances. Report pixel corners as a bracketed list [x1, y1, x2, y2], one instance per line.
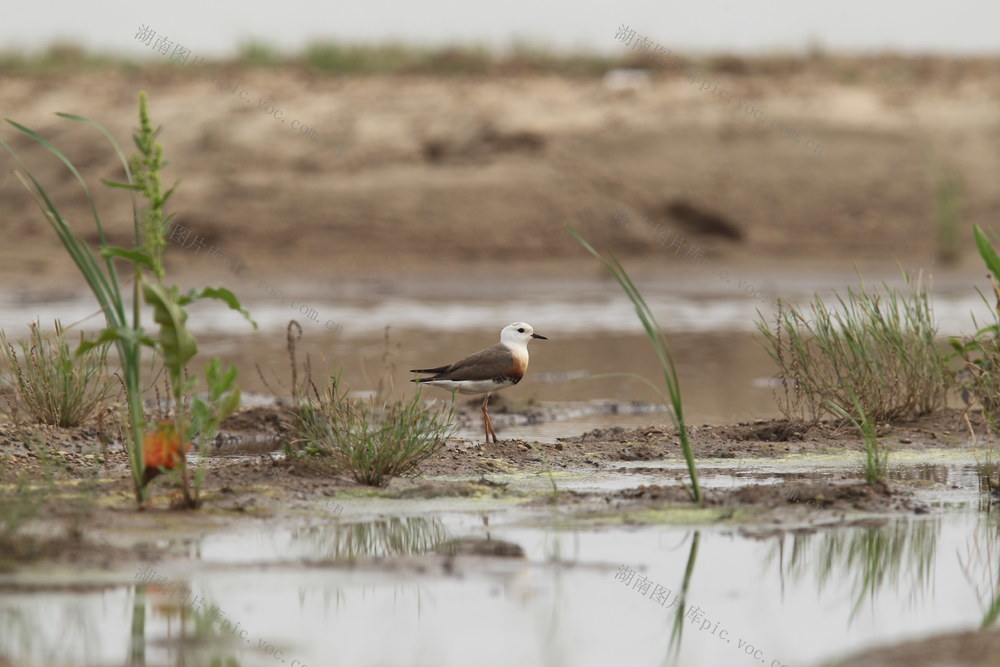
[422, 378, 516, 395]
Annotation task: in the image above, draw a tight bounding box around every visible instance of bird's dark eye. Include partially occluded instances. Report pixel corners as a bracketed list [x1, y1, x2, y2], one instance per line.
[517, 328, 525, 333]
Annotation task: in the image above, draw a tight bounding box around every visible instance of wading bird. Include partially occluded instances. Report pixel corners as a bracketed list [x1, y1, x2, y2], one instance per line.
[410, 322, 547, 443]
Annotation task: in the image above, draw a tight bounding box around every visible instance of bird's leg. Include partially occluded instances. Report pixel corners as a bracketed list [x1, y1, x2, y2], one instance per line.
[486, 410, 497, 443]
[487, 395, 499, 443]
[481, 394, 490, 443]
[481, 395, 489, 443]
[481, 394, 497, 444]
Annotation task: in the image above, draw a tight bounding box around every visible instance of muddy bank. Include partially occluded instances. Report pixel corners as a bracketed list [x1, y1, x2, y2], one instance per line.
[600, 479, 911, 513]
[419, 407, 973, 476]
[0, 405, 978, 573]
[1, 405, 975, 480]
[826, 626, 1000, 667]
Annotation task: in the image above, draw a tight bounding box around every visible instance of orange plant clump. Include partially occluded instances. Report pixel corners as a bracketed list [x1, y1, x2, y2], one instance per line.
[143, 420, 190, 471]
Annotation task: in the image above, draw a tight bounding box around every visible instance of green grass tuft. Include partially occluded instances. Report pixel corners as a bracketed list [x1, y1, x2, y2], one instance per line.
[237, 41, 284, 68]
[950, 225, 1000, 499]
[826, 391, 889, 484]
[756, 273, 948, 423]
[296, 378, 456, 487]
[0, 321, 116, 428]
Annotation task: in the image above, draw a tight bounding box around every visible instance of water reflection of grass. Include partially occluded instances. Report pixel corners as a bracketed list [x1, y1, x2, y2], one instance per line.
[666, 531, 700, 666]
[131, 582, 245, 667]
[0, 602, 96, 666]
[959, 510, 1000, 629]
[771, 518, 939, 618]
[983, 588, 1000, 629]
[292, 517, 451, 560]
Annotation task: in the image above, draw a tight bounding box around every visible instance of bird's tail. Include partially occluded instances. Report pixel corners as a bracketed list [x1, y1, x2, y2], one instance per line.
[410, 365, 450, 374]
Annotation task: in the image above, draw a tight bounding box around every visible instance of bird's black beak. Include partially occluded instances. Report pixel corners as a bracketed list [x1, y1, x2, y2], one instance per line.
[532, 333, 548, 340]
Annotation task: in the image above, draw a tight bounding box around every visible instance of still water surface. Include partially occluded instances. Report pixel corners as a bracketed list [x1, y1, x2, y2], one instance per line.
[0, 458, 996, 666]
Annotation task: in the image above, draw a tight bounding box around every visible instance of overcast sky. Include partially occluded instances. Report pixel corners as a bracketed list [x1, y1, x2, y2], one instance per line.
[2, 0, 998, 57]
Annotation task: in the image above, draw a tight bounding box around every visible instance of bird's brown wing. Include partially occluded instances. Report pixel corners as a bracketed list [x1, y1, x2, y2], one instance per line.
[416, 343, 516, 381]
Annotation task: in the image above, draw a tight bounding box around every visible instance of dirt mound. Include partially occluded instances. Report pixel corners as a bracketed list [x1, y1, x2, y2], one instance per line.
[554, 412, 972, 464]
[603, 480, 912, 513]
[828, 627, 1000, 667]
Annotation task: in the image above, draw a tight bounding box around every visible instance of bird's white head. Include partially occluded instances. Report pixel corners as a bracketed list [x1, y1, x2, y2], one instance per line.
[500, 322, 547, 348]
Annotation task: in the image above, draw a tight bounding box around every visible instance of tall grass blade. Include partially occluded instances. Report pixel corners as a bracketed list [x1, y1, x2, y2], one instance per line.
[974, 225, 1000, 280]
[567, 226, 701, 502]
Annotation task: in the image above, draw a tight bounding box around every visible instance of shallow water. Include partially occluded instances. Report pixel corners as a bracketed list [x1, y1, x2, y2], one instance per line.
[3, 275, 988, 434]
[1, 457, 997, 667]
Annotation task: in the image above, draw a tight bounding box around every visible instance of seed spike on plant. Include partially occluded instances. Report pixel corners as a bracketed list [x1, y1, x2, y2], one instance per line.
[2, 92, 253, 507]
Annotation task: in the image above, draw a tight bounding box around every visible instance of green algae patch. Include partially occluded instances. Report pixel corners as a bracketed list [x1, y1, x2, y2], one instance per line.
[594, 504, 757, 526]
[328, 480, 514, 501]
[887, 448, 984, 463]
